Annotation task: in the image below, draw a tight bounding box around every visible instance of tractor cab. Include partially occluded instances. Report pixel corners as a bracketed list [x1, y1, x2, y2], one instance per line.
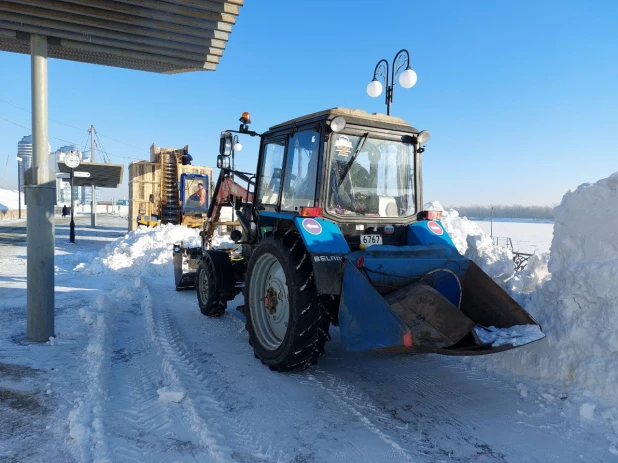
[250, 108, 428, 249]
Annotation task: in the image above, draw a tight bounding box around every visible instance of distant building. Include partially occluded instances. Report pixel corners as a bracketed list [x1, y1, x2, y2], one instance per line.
[17, 135, 33, 193]
[81, 186, 103, 205]
[17, 135, 51, 193]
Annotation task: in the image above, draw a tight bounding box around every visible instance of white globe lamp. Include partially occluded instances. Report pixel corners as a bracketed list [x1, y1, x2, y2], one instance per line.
[366, 79, 383, 98]
[399, 68, 417, 89]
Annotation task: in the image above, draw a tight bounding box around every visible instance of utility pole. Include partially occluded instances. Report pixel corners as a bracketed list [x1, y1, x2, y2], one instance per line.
[27, 34, 55, 342]
[490, 207, 494, 239]
[89, 125, 97, 228]
[16, 157, 22, 219]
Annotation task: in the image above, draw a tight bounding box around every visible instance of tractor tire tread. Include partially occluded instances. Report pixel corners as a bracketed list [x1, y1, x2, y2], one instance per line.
[245, 228, 328, 371]
[196, 254, 226, 318]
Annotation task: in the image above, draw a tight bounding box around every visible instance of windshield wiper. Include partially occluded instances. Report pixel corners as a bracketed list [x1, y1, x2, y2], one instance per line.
[338, 133, 369, 186]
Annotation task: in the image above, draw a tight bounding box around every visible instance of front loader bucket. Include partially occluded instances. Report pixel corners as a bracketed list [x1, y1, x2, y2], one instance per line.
[338, 247, 544, 355]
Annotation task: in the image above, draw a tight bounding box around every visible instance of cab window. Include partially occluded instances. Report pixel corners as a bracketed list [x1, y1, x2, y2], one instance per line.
[281, 129, 320, 211]
[257, 139, 285, 205]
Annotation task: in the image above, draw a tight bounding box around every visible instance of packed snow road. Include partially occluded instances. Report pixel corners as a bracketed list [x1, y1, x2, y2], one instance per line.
[0, 215, 616, 462]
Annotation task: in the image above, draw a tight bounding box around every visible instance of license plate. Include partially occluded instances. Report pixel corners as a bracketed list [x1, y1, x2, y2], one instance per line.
[361, 234, 382, 246]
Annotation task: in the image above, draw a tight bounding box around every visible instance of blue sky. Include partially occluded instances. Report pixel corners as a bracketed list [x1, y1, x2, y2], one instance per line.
[0, 0, 617, 206]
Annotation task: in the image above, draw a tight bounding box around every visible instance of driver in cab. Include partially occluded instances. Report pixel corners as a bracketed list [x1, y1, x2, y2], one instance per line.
[189, 182, 206, 207]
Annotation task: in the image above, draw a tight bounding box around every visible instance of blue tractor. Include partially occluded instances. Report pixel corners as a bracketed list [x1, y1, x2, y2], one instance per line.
[180, 109, 543, 371]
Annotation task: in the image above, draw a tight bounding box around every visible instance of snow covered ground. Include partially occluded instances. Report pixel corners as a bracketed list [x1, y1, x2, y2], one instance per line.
[472, 220, 554, 255]
[2, 173, 618, 462]
[0, 188, 23, 211]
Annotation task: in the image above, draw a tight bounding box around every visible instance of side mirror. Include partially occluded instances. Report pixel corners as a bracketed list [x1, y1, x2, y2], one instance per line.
[219, 131, 233, 156]
[217, 154, 230, 169]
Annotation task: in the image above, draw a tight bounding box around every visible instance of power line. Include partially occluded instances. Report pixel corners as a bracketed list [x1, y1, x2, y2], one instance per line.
[0, 114, 143, 161]
[94, 130, 111, 163]
[0, 114, 80, 146]
[95, 131, 149, 154]
[0, 97, 150, 154]
[0, 98, 85, 132]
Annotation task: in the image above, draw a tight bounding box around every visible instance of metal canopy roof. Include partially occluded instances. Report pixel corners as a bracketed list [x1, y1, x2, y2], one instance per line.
[58, 161, 124, 187]
[0, 0, 244, 73]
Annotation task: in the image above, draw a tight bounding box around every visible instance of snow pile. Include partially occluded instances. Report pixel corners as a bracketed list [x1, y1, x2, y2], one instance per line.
[76, 224, 200, 276]
[211, 234, 238, 250]
[0, 187, 24, 211]
[580, 403, 596, 420]
[157, 386, 186, 403]
[474, 325, 544, 347]
[477, 172, 618, 406]
[425, 201, 515, 283]
[508, 253, 550, 294]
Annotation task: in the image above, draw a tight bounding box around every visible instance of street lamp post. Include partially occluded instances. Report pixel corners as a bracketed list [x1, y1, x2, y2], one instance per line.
[366, 49, 418, 116]
[64, 151, 81, 243]
[16, 156, 22, 219]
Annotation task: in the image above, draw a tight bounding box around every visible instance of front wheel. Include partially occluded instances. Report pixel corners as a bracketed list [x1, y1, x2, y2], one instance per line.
[246, 229, 327, 371]
[196, 252, 230, 317]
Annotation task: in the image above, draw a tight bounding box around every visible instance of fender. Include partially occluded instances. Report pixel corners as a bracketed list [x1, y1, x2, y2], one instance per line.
[293, 216, 349, 295]
[408, 220, 458, 250]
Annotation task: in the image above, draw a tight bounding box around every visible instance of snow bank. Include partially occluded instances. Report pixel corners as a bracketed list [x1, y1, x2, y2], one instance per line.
[0, 187, 24, 211]
[426, 201, 550, 293]
[76, 224, 201, 276]
[508, 253, 550, 294]
[425, 202, 515, 283]
[463, 172, 618, 407]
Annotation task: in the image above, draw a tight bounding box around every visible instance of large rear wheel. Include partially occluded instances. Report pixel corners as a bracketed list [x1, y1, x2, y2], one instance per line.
[246, 230, 328, 371]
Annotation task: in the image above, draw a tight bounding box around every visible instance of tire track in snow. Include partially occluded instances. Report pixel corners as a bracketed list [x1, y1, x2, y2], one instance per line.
[141, 283, 288, 463]
[104, 292, 206, 463]
[307, 344, 509, 461]
[67, 295, 112, 463]
[300, 371, 416, 461]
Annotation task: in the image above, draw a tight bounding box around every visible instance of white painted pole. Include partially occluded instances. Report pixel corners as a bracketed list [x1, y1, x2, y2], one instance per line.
[90, 125, 97, 227]
[26, 33, 55, 342]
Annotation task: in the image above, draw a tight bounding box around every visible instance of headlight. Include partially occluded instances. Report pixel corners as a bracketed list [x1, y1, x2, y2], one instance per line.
[330, 116, 346, 132]
[417, 130, 431, 144]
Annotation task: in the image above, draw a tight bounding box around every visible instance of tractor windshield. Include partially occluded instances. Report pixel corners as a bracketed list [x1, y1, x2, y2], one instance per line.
[327, 134, 415, 218]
